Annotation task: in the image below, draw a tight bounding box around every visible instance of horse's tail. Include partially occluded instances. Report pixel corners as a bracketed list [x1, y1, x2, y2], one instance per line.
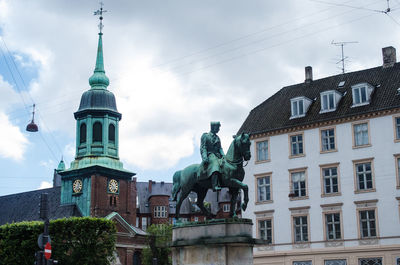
[172, 170, 182, 201]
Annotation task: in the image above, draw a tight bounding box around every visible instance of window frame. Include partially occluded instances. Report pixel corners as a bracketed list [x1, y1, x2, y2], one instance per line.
[352, 121, 371, 148]
[254, 137, 270, 163]
[257, 217, 274, 244]
[351, 83, 374, 107]
[353, 158, 375, 193]
[255, 173, 273, 204]
[292, 214, 310, 243]
[323, 211, 343, 241]
[79, 123, 87, 144]
[358, 258, 383, 265]
[154, 205, 167, 218]
[320, 163, 341, 197]
[92, 121, 103, 143]
[108, 123, 116, 144]
[320, 90, 337, 113]
[393, 115, 400, 143]
[356, 207, 379, 239]
[324, 260, 347, 265]
[320, 126, 337, 153]
[394, 154, 400, 189]
[289, 132, 305, 158]
[289, 168, 308, 200]
[291, 97, 305, 118]
[222, 204, 230, 213]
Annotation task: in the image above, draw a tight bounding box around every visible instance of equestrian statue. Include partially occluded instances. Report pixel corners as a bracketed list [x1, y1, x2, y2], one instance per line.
[172, 121, 251, 219]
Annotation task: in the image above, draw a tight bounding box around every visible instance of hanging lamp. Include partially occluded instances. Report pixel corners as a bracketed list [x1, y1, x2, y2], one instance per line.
[26, 104, 39, 132]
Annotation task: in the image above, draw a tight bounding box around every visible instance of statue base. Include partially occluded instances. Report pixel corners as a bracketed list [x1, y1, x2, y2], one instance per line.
[171, 218, 257, 265]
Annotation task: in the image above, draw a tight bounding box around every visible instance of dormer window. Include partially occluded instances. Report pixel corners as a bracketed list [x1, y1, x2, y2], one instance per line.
[290, 97, 312, 119]
[351, 83, 374, 107]
[320, 90, 342, 113]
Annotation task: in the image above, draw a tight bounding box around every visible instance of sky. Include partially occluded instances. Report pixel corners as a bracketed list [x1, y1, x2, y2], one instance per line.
[0, 0, 399, 196]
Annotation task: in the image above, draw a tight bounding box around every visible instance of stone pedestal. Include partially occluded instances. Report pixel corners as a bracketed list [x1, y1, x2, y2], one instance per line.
[171, 218, 256, 265]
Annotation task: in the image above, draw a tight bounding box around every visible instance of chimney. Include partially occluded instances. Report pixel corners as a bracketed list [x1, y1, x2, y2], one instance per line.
[305, 66, 313, 83]
[382, 46, 396, 68]
[148, 180, 152, 193]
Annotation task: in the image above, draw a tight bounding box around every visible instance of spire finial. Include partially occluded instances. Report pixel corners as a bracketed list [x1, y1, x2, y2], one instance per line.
[89, 2, 109, 89]
[94, 2, 107, 34]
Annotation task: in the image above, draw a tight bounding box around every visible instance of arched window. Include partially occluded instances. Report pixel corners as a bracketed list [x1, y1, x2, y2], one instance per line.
[109, 124, 115, 143]
[93, 122, 102, 143]
[79, 123, 87, 144]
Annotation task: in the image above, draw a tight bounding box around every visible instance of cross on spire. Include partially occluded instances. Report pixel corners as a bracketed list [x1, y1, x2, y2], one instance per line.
[94, 2, 107, 33]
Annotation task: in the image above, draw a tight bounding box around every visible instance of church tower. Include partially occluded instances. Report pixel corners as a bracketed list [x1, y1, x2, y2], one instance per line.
[59, 10, 136, 225]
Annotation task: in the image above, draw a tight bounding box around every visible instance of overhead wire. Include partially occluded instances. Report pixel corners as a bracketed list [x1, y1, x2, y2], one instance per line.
[0, 38, 61, 161]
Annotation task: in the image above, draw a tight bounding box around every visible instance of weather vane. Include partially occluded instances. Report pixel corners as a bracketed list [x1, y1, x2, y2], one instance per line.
[94, 2, 107, 33]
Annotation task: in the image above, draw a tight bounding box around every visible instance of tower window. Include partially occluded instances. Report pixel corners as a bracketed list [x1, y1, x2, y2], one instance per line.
[109, 124, 115, 143]
[93, 122, 102, 143]
[80, 123, 87, 144]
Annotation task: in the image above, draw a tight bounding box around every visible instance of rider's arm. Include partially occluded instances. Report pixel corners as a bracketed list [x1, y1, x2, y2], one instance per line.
[200, 133, 209, 163]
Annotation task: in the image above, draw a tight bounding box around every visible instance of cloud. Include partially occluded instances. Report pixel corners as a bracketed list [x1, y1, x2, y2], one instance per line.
[38, 181, 52, 190]
[0, 112, 28, 160]
[0, 75, 28, 161]
[1, 0, 400, 174]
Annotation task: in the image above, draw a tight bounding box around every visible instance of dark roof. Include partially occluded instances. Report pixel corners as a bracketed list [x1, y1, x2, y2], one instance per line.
[0, 187, 82, 225]
[238, 63, 400, 135]
[74, 88, 121, 119]
[136, 181, 232, 215]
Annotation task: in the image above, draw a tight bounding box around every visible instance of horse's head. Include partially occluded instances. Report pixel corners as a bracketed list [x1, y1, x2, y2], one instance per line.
[235, 133, 251, 161]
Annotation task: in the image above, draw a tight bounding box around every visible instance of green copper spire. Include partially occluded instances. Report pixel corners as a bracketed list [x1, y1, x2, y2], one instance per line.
[89, 33, 110, 89]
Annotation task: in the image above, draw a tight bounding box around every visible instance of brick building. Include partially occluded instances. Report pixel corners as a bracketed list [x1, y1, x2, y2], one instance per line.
[135, 180, 238, 230]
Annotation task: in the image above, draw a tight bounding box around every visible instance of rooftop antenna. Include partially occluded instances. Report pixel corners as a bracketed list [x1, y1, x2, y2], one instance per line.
[26, 104, 38, 132]
[331, 40, 358, 74]
[94, 2, 107, 33]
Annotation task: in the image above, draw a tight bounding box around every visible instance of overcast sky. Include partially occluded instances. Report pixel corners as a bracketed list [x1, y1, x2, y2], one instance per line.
[0, 0, 399, 196]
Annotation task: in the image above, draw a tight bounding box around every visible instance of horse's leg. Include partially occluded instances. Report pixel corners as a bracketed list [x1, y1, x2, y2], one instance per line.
[176, 188, 190, 220]
[226, 179, 248, 211]
[196, 188, 212, 218]
[229, 188, 239, 218]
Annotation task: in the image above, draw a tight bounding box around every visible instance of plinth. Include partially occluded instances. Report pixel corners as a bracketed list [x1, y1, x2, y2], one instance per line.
[171, 218, 256, 265]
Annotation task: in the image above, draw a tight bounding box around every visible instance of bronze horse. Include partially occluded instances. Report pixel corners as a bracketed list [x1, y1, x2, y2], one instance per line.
[172, 133, 251, 219]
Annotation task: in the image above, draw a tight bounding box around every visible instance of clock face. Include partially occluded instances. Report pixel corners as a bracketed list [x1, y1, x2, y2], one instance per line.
[108, 179, 119, 193]
[72, 179, 83, 193]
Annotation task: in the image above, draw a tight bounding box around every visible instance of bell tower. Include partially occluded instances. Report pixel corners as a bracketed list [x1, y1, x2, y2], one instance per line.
[59, 7, 136, 225]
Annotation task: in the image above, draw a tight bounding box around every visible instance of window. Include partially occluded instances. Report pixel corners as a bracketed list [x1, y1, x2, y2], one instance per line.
[351, 83, 373, 106]
[259, 219, 272, 244]
[395, 155, 400, 188]
[223, 204, 230, 212]
[93, 122, 102, 143]
[353, 122, 370, 147]
[359, 209, 377, 238]
[321, 128, 336, 152]
[108, 124, 115, 143]
[290, 97, 312, 119]
[325, 213, 341, 240]
[292, 98, 304, 117]
[79, 123, 87, 144]
[322, 166, 339, 195]
[354, 160, 374, 192]
[397, 257, 400, 265]
[394, 116, 400, 141]
[257, 175, 271, 202]
[358, 258, 382, 265]
[293, 262, 312, 265]
[325, 260, 346, 265]
[321, 91, 336, 112]
[290, 169, 307, 198]
[154, 206, 167, 218]
[256, 140, 269, 162]
[142, 217, 147, 231]
[290, 133, 304, 157]
[293, 216, 308, 242]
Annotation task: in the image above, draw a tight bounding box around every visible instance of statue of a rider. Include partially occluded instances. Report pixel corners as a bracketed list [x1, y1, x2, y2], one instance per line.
[199, 121, 225, 191]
